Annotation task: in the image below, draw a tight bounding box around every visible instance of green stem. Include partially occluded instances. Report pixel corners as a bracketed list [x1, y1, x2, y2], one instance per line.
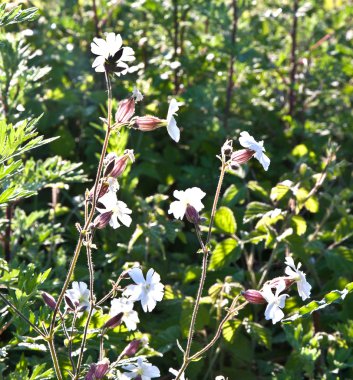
[47, 338, 63, 380]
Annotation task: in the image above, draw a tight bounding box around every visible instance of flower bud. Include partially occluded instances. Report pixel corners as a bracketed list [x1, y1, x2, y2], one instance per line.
[103, 312, 123, 329]
[94, 358, 110, 379]
[64, 295, 77, 311]
[230, 149, 255, 166]
[221, 139, 233, 158]
[185, 204, 201, 224]
[42, 292, 57, 310]
[242, 289, 266, 304]
[121, 339, 141, 357]
[85, 364, 96, 380]
[115, 98, 135, 123]
[89, 182, 109, 202]
[93, 212, 113, 229]
[133, 116, 164, 131]
[110, 155, 129, 178]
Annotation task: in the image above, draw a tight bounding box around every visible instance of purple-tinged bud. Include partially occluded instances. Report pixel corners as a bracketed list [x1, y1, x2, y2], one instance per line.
[121, 339, 141, 357]
[88, 182, 109, 202]
[185, 204, 201, 224]
[94, 358, 110, 379]
[42, 292, 57, 310]
[230, 149, 255, 167]
[133, 116, 164, 131]
[103, 312, 123, 329]
[93, 212, 113, 230]
[109, 155, 129, 178]
[242, 289, 266, 304]
[115, 98, 135, 123]
[265, 276, 295, 290]
[64, 295, 77, 311]
[85, 364, 96, 380]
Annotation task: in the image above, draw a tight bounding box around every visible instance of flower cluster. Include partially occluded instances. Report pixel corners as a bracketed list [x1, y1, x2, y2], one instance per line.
[221, 131, 271, 171]
[243, 257, 312, 324]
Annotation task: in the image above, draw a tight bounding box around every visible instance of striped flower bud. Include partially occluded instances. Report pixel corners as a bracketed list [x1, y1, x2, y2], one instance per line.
[42, 292, 57, 310]
[132, 116, 164, 131]
[103, 312, 123, 329]
[242, 289, 266, 304]
[121, 339, 141, 357]
[230, 149, 255, 168]
[115, 98, 135, 123]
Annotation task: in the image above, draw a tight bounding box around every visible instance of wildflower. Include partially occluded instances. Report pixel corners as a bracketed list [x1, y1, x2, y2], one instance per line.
[115, 98, 135, 123]
[91, 33, 135, 76]
[238, 131, 270, 171]
[230, 149, 255, 168]
[96, 191, 132, 229]
[85, 358, 110, 380]
[168, 187, 206, 220]
[104, 151, 134, 178]
[121, 339, 141, 357]
[123, 268, 164, 312]
[93, 211, 113, 229]
[42, 292, 57, 310]
[284, 256, 312, 301]
[109, 298, 140, 331]
[122, 357, 160, 380]
[261, 279, 289, 324]
[185, 204, 201, 224]
[169, 368, 186, 380]
[133, 116, 164, 131]
[242, 289, 266, 304]
[221, 139, 233, 158]
[103, 312, 124, 329]
[65, 281, 90, 312]
[132, 87, 143, 102]
[166, 98, 182, 142]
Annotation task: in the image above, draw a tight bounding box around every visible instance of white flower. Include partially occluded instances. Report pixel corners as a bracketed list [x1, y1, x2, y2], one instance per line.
[97, 191, 132, 229]
[123, 268, 164, 312]
[108, 177, 119, 192]
[168, 187, 206, 220]
[261, 279, 289, 324]
[285, 256, 312, 301]
[166, 98, 182, 142]
[132, 87, 143, 102]
[238, 131, 270, 171]
[110, 297, 140, 331]
[169, 368, 186, 380]
[122, 357, 160, 379]
[91, 32, 135, 76]
[65, 281, 90, 311]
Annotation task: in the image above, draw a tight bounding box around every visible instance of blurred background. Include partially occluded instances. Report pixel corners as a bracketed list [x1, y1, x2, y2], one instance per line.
[1, 0, 353, 379]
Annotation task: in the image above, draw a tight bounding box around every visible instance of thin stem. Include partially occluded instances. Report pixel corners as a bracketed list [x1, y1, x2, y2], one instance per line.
[206, 163, 226, 245]
[95, 271, 126, 307]
[49, 74, 113, 337]
[47, 338, 64, 380]
[99, 329, 105, 361]
[59, 312, 76, 373]
[190, 300, 248, 361]
[0, 293, 45, 337]
[75, 242, 95, 377]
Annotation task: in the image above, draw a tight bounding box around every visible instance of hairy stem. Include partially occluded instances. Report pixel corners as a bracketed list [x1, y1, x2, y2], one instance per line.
[47, 338, 63, 380]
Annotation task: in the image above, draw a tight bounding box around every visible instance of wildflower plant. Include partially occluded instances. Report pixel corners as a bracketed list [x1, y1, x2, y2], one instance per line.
[1, 3, 353, 380]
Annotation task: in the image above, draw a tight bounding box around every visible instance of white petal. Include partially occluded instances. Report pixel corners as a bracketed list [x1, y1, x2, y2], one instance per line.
[166, 98, 180, 123]
[118, 212, 132, 227]
[124, 284, 143, 301]
[284, 256, 296, 270]
[168, 200, 187, 219]
[271, 306, 284, 324]
[129, 268, 145, 284]
[254, 150, 270, 171]
[109, 214, 120, 229]
[92, 55, 105, 68]
[167, 116, 180, 142]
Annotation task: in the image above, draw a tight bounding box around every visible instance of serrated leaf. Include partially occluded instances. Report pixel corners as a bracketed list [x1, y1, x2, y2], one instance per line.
[244, 202, 272, 223]
[208, 238, 238, 270]
[214, 206, 237, 234]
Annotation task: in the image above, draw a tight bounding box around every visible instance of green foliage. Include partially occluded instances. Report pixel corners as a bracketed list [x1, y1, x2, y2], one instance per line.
[0, 4, 38, 27]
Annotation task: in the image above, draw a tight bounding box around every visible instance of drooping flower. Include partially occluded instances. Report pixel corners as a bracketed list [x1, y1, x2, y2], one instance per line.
[238, 131, 270, 171]
[123, 268, 164, 312]
[91, 33, 135, 76]
[168, 187, 206, 220]
[65, 282, 90, 312]
[284, 256, 312, 301]
[261, 279, 289, 324]
[166, 98, 182, 142]
[109, 297, 140, 331]
[132, 87, 143, 102]
[96, 191, 132, 229]
[122, 357, 160, 380]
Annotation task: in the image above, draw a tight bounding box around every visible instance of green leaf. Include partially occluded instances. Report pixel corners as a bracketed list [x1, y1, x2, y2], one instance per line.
[221, 184, 246, 206]
[283, 282, 353, 323]
[244, 321, 272, 349]
[334, 215, 353, 242]
[214, 206, 237, 234]
[222, 320, 241, 343]
[208, 238, 238, 270]
[291, 215, 307, 236]
[270, 181, 293, 201]
[244, 202, 272, 223]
